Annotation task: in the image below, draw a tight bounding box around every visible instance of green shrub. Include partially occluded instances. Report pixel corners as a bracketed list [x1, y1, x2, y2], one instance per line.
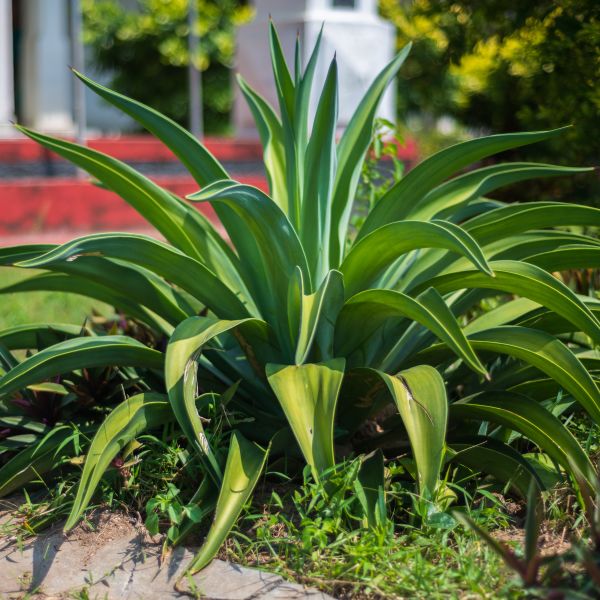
[381, 0, 600, 202]
[1, 23, 599, 577]
[83, 0, 254, 133]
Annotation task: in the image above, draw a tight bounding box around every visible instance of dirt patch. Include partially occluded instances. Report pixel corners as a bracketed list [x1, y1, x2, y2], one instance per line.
[494, 523, 571, 557]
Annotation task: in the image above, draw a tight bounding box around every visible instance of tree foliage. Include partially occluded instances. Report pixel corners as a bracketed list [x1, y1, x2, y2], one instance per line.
[82, 0, 254, 133]
[381, 0, 600, 200]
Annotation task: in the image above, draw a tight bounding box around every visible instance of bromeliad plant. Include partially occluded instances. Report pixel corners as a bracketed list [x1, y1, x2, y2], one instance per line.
[1, 23, 600, 574]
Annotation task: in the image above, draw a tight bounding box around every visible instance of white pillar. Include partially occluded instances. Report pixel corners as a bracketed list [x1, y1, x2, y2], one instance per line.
[20, 0, 74, 133]
[234, 0, 396, 137]
[0, 0, 15, 137]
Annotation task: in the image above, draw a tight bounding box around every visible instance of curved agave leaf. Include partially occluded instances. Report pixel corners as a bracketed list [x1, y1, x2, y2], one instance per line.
[0, 426, 77, 497]
[374, 365, 448, 496]
[525, 246, 600, 272]
[409, 163, 591, 222]
[73, 70, 227, 185]
[450, 391, 595, 487]
[464, 202, 600, 246]
[15, 126, 221, 265]
[65, 392, 173, 531]
[183, 431, 269, 576]
[341, 220, 493, 297]
[166, 316, 270, 481]
[359, 128, 569, 239]
[237, 75, 287, 211]
[188, 181, 309, 351]
[330, 43, 412, 265]
[0, 336, 163, 397]
[464, 298, 541, 335]
[447, 437, 542, 497]
[420, 260, 600, 344]
[16, 233, 249, 320]
[0, 323, 89, 351]
[335, 288, 487, 376]
[301, 58, 338, 284]
[266, 358, 345, 478]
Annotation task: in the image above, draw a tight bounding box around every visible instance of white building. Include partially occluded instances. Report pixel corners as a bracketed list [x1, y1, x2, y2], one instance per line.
[0, 0, 395, 138]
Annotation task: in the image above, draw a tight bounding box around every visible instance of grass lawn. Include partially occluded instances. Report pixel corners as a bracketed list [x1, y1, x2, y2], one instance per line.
[0, 267, 110, 330]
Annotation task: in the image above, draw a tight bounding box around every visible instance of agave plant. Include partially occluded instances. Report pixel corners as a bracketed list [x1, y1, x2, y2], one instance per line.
[1, 23, 600, 574]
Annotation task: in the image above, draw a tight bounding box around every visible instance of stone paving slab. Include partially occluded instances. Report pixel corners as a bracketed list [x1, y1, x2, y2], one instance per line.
[0, 512, 333, 600]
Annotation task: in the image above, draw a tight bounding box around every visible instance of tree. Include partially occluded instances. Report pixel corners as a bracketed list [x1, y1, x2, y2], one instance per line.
[381, 0, 600, 201]
[83, 0, 253, 134]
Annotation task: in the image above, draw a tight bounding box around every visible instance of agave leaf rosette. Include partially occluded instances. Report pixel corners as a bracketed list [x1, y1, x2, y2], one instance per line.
[0, 22, 598, 574]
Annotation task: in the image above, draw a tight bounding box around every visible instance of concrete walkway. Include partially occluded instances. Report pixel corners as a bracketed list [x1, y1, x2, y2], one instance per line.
[0, 511, 334, 599]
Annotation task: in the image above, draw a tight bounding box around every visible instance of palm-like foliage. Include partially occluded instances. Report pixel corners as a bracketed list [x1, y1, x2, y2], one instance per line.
[1, 24, 599, 574]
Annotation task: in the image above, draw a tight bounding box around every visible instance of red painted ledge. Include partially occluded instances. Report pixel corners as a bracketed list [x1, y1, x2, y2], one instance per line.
[0, 175, 267, 239]
[0, 136, 264, 164]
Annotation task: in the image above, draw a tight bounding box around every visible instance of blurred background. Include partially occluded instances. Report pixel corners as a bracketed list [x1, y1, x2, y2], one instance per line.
[0, 0, 599, 248]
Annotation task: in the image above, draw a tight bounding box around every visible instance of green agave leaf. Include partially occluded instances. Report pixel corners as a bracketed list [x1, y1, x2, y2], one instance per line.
[73, 70, 227, 185]
[0, 323, 89, 351]
[0, 336, 163, 397]
[288, 268, 345, 365]
[65, 392, 173, 531]
[166, 316, 268, 481]
[525, 246, 600, 272]
[335, 288, 486, 376]
[188, 181, 309, 351]
[464, 298, 541, 335]
[269, 21, 300, 230]
[15, 127, 214, 264]
[266, 359, 345, 477]
[0, 426, 76, 497]
[464, 202, 600, 246]
[331, 43, 412, 266]
[0, 244, 55, 264]
[447, 437, 541, 497]
[375, 365, 448, 496]
[341, 220, 492, 297]
[409, 163, 591, 222]
[421, 260, 600, 344]
[237, 75, 287, 212]
[301, 58, 338, 284]
[359, 128, 569, 239]
[294, 25, 324, 169]
[184, 431, 269, 576]
[450, 391, 595, 487]
[16, 233, 249, 320]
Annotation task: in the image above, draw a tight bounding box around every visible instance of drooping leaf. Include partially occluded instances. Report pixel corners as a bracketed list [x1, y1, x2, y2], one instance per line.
[65, 393, 173, 530]
[183, 431, 269, 576]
